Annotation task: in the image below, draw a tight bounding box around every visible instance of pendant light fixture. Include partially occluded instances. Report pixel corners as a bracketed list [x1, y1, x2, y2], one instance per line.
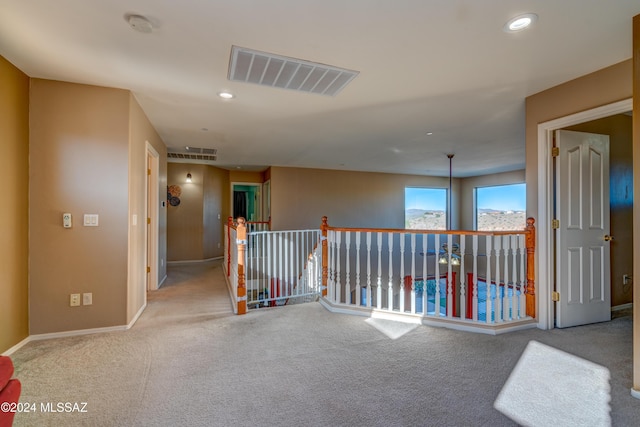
[439, 154, 460, 265]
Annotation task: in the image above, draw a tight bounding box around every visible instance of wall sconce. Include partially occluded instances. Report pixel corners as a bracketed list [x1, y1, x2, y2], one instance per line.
[186, 173, 192, 183]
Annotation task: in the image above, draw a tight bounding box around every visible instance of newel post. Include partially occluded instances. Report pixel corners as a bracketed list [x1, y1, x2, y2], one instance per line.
[236, 217, 247, 315]
[525, 217, 536, 318]
[321, 216, 328, 297]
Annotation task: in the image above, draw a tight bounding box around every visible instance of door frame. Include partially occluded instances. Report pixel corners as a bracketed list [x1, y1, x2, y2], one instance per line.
[146, 142, 160, 291]
[536, 98, 632, 329]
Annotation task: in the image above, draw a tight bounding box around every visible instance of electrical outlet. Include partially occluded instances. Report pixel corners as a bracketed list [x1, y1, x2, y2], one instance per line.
[83, 293, 93, 305]
[218, 242, 221, 248]
[70, 293, 81, 307]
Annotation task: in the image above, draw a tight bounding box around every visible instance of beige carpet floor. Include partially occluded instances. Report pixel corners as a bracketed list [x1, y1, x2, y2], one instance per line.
[9, 260, 640, 426]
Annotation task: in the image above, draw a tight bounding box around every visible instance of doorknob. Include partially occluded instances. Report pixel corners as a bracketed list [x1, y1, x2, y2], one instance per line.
[604, 235, 614, 241]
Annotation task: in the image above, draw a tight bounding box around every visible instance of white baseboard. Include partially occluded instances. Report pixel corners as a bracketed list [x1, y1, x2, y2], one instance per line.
[167, 257, 223, 265]
[158, 274, 168, 288]
[632, 387, 640, 400]
[319, 297, 537, 336]
[127, 302, 147, 329]
[28, 325, 128, 342]
[612, 303, 633, 312]
[3, 305, 148, 356]
[1, 336, 31, 357]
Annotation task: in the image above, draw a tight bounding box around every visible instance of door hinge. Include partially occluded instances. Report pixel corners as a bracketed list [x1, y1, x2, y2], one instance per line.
[552, 291, 560, 302]
[552, 219, 560, 229]
[146, 266, 151, 273]
[551, 147, 560, 157]
[147, 168, 151, 175]
[147, 217, 151, 225]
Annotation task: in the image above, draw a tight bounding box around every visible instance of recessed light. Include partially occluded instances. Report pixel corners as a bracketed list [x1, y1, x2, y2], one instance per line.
[218, 91, 234, 99]
[504, 13, 538, 33]
[426, 132, 433, 136]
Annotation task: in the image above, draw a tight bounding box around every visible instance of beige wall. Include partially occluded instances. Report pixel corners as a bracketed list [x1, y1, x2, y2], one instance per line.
[168, 163, 205, 261]
[29, 80, 130, 334]
[168, 163, 228, 261]
[459, 170, 526, 230]
[525, 60, 632, 220]
[229, 170, 264, 183]
[0, 56, 29, 353]
[203, 165, 229, 259]
[566, 114, 633, 307]
[128, 95, 168, 321]
[270, 166, 459, 231]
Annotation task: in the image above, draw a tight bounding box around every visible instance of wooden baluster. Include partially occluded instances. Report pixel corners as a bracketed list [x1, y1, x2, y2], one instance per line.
[236, 217, 247, 315]
[472, 235, 478, 321]
[345, 231, 351, 304]
[278, 232, 284, 304]
[388, 232, 394, 311]
[399, 233, 405, 313]
[511, 235, 518, 320]
[525, 218, 536, 318]
[434, 234, 441, 317]
[355, 231, 361, 306]
[377, 232, 382, 309]
[321, 216, 328, 297]
[336, 231, 342, 304]
[366, 232, 372, 308]
[421, 233, 428, 315]
[519, 234, 526, 318]
[298, 232, 302, 295]
[410, 234, 416, 314]
[494, 235, 503, 322]
[447, 234, 453, 318]
[459, 235, 466, 319]
[502, 235, 510, 320]
[328, 230, 335, 302]
[485, 236, 493, 323]
[227, 216, 234, 276]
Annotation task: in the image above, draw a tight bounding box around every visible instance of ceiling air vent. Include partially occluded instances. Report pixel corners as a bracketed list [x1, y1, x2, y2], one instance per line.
[229, 46, 359, 96]
[167, 147, 217, 162]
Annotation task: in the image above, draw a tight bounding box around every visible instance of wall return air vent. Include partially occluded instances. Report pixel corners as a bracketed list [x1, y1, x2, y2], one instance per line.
[228, 46, 359, 96]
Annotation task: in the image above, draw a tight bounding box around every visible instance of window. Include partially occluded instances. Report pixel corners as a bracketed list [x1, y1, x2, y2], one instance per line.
[405, 187, 447, 230]
[475, 183, 526, 231]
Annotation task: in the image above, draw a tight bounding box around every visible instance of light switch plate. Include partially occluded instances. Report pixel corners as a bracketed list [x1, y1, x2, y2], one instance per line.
[83, 214, 99, 226]
[83, 293, 93, 305]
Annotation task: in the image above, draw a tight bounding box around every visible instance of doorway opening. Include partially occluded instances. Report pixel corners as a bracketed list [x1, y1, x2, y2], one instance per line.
[537, 99, 633, 329]
[231, 183, 262, 221]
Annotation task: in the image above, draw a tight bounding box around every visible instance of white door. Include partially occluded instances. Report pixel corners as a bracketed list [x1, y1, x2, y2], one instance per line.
[555, 130, 611, 328]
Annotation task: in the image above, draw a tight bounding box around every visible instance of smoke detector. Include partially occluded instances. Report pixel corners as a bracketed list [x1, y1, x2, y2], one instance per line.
[126, 14, 154, 33]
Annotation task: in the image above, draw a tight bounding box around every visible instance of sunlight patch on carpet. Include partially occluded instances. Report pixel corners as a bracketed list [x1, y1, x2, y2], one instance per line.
[364, 318, 418, 339]
[494, 340, 611, 427]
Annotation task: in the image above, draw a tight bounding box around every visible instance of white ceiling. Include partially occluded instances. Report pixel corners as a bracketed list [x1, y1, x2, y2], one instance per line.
[1, 1, 639, 177]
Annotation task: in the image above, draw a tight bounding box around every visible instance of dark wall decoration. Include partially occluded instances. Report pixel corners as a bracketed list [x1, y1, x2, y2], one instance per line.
[167, 185, 182, 206]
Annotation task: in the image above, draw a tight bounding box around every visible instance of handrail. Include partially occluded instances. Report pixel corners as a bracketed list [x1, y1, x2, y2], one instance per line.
[225, 215, 536, 323]
[320, 216, 536, 319]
